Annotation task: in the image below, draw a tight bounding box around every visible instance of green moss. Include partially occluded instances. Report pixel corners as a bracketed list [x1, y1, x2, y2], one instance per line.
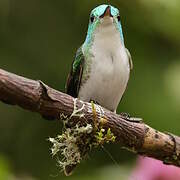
[94, 128, 116, 146]
[49, 124, 116, 176]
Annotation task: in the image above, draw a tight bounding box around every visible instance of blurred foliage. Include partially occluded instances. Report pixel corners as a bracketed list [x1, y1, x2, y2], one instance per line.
[0, 0, 180, 179]
[0, 155, 11, 179]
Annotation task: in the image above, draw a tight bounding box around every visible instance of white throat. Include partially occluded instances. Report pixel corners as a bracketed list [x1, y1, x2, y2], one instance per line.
[92, 17, 123, 54]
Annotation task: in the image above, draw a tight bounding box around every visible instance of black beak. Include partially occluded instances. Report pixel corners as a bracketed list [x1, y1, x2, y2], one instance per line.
[100, 5, 112, 18]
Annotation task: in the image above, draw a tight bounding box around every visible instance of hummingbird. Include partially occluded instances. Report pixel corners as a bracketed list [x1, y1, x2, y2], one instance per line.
[66, 4, 133, 113]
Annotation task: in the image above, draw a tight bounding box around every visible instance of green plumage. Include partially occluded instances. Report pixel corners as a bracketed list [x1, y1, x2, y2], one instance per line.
[66, 47, 84, 97]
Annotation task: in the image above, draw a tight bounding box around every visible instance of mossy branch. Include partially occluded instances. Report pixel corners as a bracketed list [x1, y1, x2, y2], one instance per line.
[0, 68, 180, 171]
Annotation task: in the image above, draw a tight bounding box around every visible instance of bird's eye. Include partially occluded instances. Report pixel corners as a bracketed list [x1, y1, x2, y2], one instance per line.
[117, 15, 120, 22]
[90, 15, 95, 23]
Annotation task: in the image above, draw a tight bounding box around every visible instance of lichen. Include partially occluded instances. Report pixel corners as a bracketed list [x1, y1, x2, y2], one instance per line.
[49, 123, 93, 174]
[48, 100, 116, 176]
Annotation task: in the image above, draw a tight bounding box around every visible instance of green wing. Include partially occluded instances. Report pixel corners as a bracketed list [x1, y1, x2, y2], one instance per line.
[65, 46, 84, 98]
[126, 48, 133, 70]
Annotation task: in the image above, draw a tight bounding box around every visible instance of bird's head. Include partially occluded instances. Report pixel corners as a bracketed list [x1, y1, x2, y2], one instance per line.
[84, 4, 124, 46]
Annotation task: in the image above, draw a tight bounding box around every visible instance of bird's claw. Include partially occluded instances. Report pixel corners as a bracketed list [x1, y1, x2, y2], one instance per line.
[120, 112, 142, 123]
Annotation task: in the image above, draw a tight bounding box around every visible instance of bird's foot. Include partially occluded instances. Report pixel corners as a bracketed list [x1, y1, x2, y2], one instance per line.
[120, 112, 131, 119]
[90, 99, 100, 105]
[120, 112, 142, 123]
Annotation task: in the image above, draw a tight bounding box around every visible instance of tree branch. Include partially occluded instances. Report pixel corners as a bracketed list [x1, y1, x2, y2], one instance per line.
[0, 68, 180, 167]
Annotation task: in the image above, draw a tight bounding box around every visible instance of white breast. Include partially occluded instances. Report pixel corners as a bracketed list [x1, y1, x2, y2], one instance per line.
[79, 17, 130, 112]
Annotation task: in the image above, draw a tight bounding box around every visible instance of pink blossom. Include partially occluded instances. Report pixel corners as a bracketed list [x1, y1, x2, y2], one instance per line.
[130, 156, 180, 180]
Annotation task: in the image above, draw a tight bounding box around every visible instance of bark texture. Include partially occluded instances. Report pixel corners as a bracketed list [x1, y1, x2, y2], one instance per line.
[0, 68, 180, 167]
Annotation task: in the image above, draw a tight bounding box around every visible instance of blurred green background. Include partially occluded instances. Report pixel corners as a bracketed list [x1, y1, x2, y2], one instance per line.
[0, 0, 180, 179]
